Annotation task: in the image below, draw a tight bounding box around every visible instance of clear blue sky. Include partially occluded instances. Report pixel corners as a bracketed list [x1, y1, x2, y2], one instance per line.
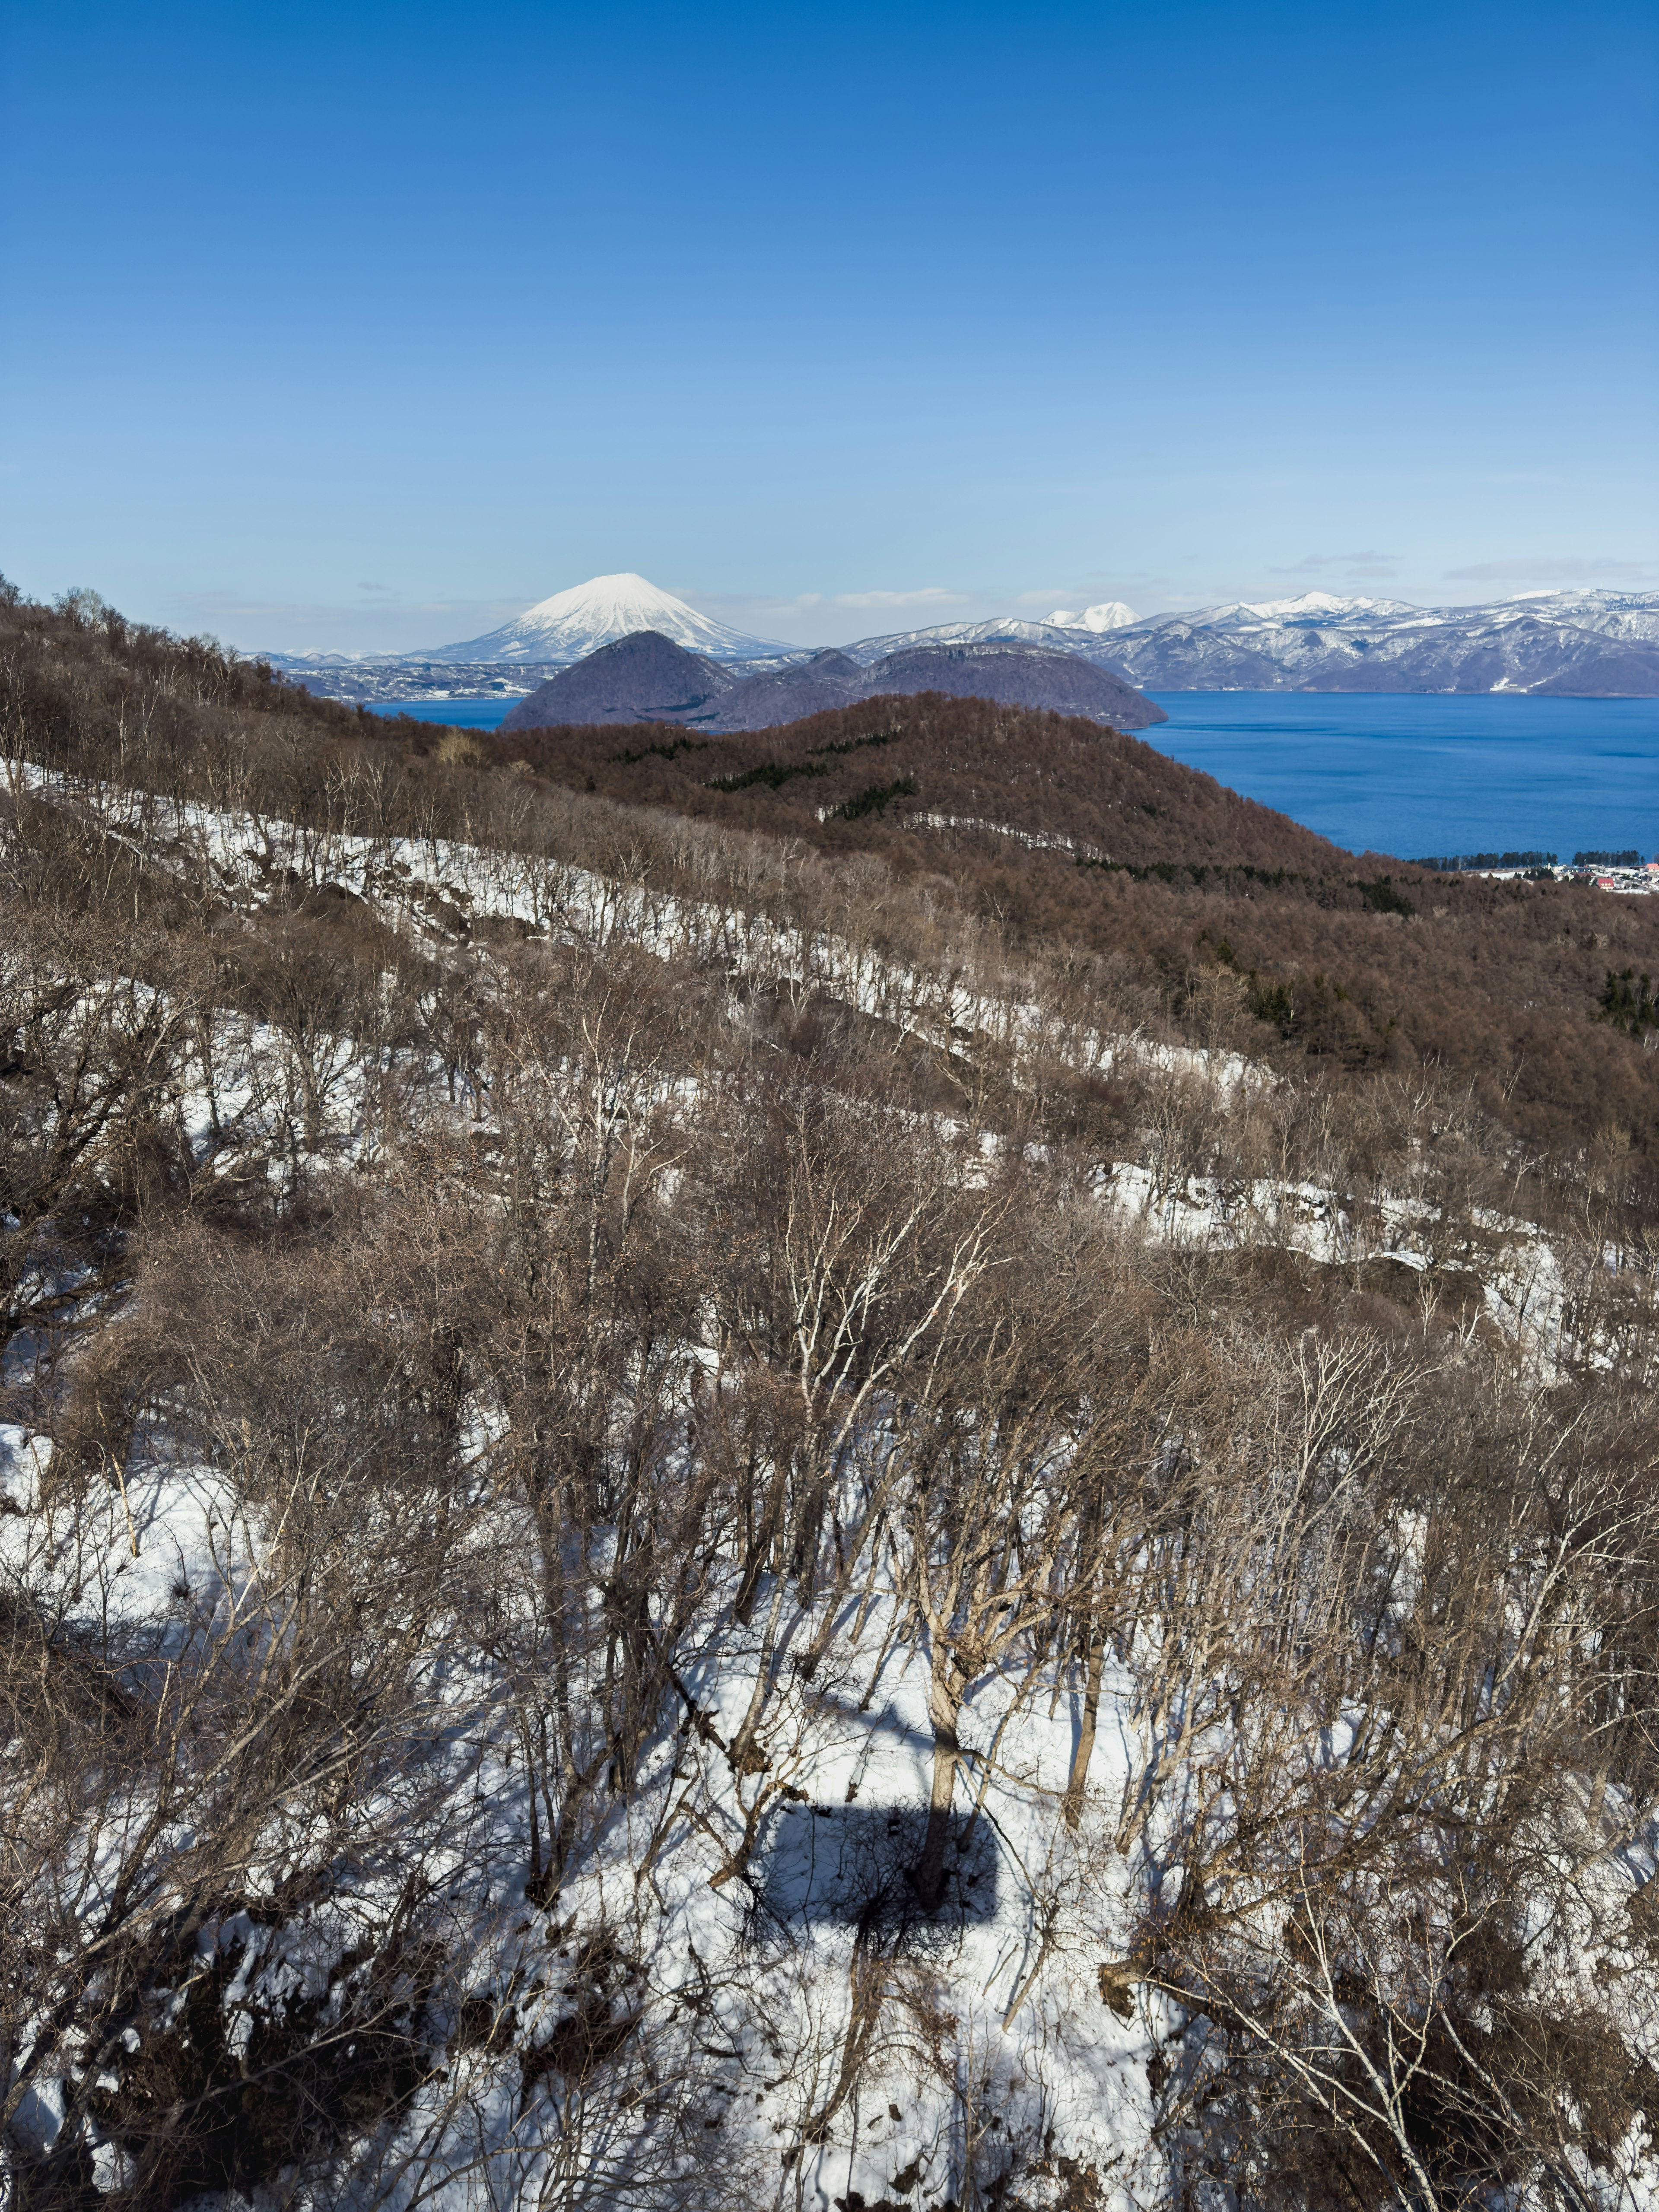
[2, 0, 1655, 652]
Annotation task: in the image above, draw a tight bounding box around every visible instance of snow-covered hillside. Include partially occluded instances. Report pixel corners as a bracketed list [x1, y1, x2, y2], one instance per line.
[16, 588, 1659, 2212]
[1229, 591, 1417, 626]
[1068, 587, 1659, 695]
[10, 703, 1659, 2210]
[1490, 586, 1659, 646]
[832, 617, 1097, 666]
[1042, 601, 1138, 632]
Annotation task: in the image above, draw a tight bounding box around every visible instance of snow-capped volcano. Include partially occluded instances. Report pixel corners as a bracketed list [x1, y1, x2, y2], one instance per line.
[1043, 600, 1138, 631]
[431, 572, 794, 663]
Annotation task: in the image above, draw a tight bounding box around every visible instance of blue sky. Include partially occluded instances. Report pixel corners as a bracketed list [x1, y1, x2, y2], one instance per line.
[2, 0, 1655, 652]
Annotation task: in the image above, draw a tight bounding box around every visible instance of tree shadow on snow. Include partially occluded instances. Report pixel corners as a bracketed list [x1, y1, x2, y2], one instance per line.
[751, 1802, 998, 1952]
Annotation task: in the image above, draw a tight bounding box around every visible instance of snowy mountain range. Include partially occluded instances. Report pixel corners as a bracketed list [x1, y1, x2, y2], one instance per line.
[852, 589, 1659, 696]
[828, 617, 1097, 667]
[1058, 588, 1659, 695]
[266, 577, 1659, 702]
[1043, 599, 1138, 631]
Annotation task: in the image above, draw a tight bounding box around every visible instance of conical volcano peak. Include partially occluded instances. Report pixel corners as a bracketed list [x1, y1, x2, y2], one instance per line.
[516, 573, 701, 634]
[430, 572, 794, 663]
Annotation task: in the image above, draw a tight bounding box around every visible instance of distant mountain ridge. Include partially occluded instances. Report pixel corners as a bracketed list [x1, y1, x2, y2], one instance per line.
[266, 575, 1659, 701]
[1043, 600, 1138, 631]
[1044, 588, 1659, 696]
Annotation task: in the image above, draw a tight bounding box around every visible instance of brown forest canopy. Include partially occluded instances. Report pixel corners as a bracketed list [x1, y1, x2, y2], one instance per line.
[493, 692, 1659, 1168]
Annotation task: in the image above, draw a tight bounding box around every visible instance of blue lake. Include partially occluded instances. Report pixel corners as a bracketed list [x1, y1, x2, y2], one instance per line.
[370, 692, 1659, 864]
[1144, 693, 1659, 863]
[369, 699, 521, 730]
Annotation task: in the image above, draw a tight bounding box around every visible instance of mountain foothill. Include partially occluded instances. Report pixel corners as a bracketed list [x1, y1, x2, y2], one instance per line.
[496, 627, 1171, 733]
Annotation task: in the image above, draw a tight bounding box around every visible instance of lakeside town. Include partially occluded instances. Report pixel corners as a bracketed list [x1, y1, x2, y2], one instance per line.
[1562, 859, 1659, 893]
[1414, 848, 1659, 891]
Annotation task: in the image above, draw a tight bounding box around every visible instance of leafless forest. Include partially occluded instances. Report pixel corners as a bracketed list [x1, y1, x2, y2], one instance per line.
[6, 584, 1659, 2212]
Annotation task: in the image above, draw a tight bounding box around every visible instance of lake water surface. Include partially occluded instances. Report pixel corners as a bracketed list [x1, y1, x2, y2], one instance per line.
[1145, 693, 1659, 862]
[370, 699, 521, 730]
[371, 692, 1659, 864]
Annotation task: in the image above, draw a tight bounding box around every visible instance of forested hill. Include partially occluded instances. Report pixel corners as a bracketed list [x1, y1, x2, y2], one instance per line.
[492, 691, 1659, 1168]
[497, 687, 1348, 872]
[494, 628, 1170, 733]
[9, 581, 1659, 2211]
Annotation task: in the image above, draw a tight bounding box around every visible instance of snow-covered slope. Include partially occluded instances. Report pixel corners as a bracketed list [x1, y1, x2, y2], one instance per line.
[11, 749, 1659, 2212]
[1486, 587, 1659, 645]
[1233, 590, 1417, 625]
[429, 572, 794, 663]
[1079, 589, 1659, 694]
[834, 617, 1098, 666]
[1043, 600, 1138, 630]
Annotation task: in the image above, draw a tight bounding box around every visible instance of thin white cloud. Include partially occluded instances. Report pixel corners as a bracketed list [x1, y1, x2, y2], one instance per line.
[1443, 557, 1653, 583]
[168, 590, 530, 656]
[1014, 578, 1176, 610]
[685, 589, 824, 616]
[1270, 551, 1398, 577]
[830, 587, 966, 610]
[687, 585, 965, 617]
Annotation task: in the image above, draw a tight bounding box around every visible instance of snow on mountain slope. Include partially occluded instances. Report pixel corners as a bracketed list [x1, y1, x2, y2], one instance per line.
[835, 617, 1093, 665]
[1236, 590, 1418, 624]
[1043, 600, 1138, 630]
[1485, 588, 1659, 645]
[1082, 589, 1659, 694]
[430, 572, 795, 663]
